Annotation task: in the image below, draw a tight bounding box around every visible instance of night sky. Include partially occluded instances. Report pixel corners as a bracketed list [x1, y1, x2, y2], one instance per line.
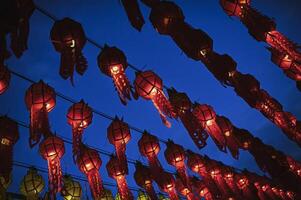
[1, 0, 301, 199]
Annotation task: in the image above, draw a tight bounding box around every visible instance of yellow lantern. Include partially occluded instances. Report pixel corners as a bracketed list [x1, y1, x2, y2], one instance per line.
[137, 190, 151, 200]
[20, 168, 45, 200]
[158, 193, 170, 200]
[115, 192, 122, 200]
[0, 174, 12, 200]
[61, 175, 82, 200]
[98, 188, 114, 200]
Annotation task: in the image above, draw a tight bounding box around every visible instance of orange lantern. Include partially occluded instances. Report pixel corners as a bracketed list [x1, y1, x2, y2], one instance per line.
[76, 144, 104, 199]
[0, 65, 10, 95]
[107, 117, 131, 173]
[25, 81, 56, 147]
[39, 135, 65, 196]
[97, 46, 137, 105]
[0, 116, 19, 183]
[106, 155, 133, 200]
[50, 18, 87, 83]
[134, 70, 176, 127]
[67, 100, 92, 158]
[157, 172, 178, 200]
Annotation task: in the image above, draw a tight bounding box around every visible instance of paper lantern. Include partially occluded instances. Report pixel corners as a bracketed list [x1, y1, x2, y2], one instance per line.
[137, 190, 151, 200]
[67, 100, 92, 158]
[149, 1, 184, 35]
[20, 168, 45, 200]
[39, 135, 65, 196]
[0, 116, 19, 183]
[121, 0, 145, 31]
[99, 188, 114, 200]
[0, 65, 10, 95]
[97, 46, 137, 105]
[0, 174, 12, 200]
[50, 18, 87, 83]
[106, 155, 133, 200]
[157, 172, 178, 200]
[191, 177, 214, 200]
[235, 174, 259, 200]
[134, 70, 176, 127]
[175, 176, 196, 200]
[219, 0, 250, 17]
[76, 145, 104, 199]
[61, 175, 82, 200]
[167, 88, 208, 148]
[221, 167, 244, 200]
[25, 80, 56, 147]
[107, 117, 131, 172]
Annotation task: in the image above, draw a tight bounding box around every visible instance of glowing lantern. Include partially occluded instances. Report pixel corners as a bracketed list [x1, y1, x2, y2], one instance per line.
[149, 1, 184, 35]
[157, 172, 178, 200]
[67, 100, 92, 158]
[134, 70, 177, 127]
[20, 168, 45, 200]
[167, 88, 208, 148]
[76, 144, 104, 199]
[219, 0, 250, 17]
[39, 135, 65, 196]
[232, 128, 253, 150]
[0, 65, 10, 95]
[192, 103, 226, 152]
[61, 175, 82, 200]
[137, 190, 151, 200]
[107, 117, 131, 173]
[191, 177, 214, 200]
[235, 174, 259, 200]
[221, 167, 244, 200]
[25, 80, 56, 147]
[175, 176, 196, 200]
[121, 0, 145, 31]
[97, 46, 137, 105]
[134, 162, 158, 200]
[106, 155, 133, 200]
[50, 18, 87, 83]
[0, 116, 19, 184]
[100, 188, 114, 200]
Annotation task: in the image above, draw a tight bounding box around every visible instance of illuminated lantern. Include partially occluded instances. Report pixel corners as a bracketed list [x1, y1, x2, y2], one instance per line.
[192, 103, 226, 152]
[107, 117, 131, 173]
[216, 116, 240, 159]
[221, 167, 244, 200]
[50, 18, 87, 83]
[134, 162, 158, 200]
[149, 1, 184, 35]
[138, 132, 163, 179]
[219, 0, 250, 17]
[232, 128, 253, 150]
[61, 175, 82, 200]
[134, 70, 177, 127]
[0, 116, 19, 184]
[100, 188, 114, 200]
[76, 144, 104, 199]
[175, 176, 196, 200]
[97, 46, 137, 105]
[235, 174, 259, 200]
[167, 88, 208, 148]
[191, 177, 214, 200]
[25, 80, 56, 147]
[67, 100, 92, 158]
[0, 65, 10, 95]
[157, 172, 178, 200]
[121, 0, 145, 31]
[20, 168, 45, 200]
[164, 141, 190, 188]
[39, 135, 65, 196]
[106, 155, 133, 200]
[137, 190, 151, 200]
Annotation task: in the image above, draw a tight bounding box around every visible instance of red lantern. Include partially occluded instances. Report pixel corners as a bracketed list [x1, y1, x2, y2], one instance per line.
[0, 116, 19, 183]
[219, 0, 250, 17]
[107, 117, 131, 173]
[25, 81, 56, 147]
[134, 70, 177, 127]
[157, 172, 178, 200]
[76, 144, 104, 199]
[167, 88, 208, 148]
[67, 100, 92, 158]
[175, 176, 197, 200]
[39, 135, 65, 196]
[232, 127, 253, 150]
[121, 0, 145, 31]
[192, 103, 226, 152]
[221, 166, 244, 200]
[235, 174, 259, 200]
[97, 46, 137, 105]
[134, 162, 158, 200]
[0, 65, 10, 95]
[106, 155, 133, 200]
[50, 18, 87, 83]
[191, 177, 214, 200]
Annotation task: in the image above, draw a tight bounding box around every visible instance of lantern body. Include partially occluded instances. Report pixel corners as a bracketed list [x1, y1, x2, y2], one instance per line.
[99, 188, 114, 200]
[61, 176, 82, 200]
[149, 1, 184, 35]
[219, 0, 250, 16]
[175, 177, 196, 200]
[157, 172, 178, 200]
[0, 66, 11, 94]
[20, 168, 45, 200]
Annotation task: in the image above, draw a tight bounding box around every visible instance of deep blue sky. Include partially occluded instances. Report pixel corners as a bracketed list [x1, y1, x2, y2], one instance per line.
[1, 0, 301, 199]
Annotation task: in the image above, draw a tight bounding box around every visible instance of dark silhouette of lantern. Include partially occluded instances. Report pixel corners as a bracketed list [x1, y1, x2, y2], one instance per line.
[134, 162, 158, 200]
[157, 172, 178, 200]
[134, 70, 177, 127]
[50, 18, 87, 84]
[0, 116, 19, 184]
[0, 65, 11, 95]
[167, 88, 208, 149]
[25, 80, 56, 147]
[193, 103, 226, 152]
[61, 175, 82, 200]
[97, 46, 137, 105]
[99, 188, 114, 200]
[107, 117, 131, 173]
[106, 155, 133, 200]
[39, 135, 65, 196]
[67, 100, 92, 159]
[76, 144, 104, 199]
[20, 168, 45, 200]
[149, 1, 184, 35]
[121, 0, 145, 31]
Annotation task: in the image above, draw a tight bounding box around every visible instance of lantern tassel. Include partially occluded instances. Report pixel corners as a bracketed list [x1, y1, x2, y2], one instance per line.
[0, 147, 13, 183]
[10, 18, 30, 58]
[72, 128, 83, 161]
[75, 51, 88, 75]
[112, 72, 133, 105]
[87, 170, 104, 199]
[0, 33, 11, 62]
[116, 144, 129, 173]
[60, 49, 76, 85]
[204, 121, 227, 152]
[116, 175, 133, 200]
[176, 167, 190, 190]
[47, 157, 63, 195]
[148, 157, 164, 180]
[121, 0, 145, 31]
